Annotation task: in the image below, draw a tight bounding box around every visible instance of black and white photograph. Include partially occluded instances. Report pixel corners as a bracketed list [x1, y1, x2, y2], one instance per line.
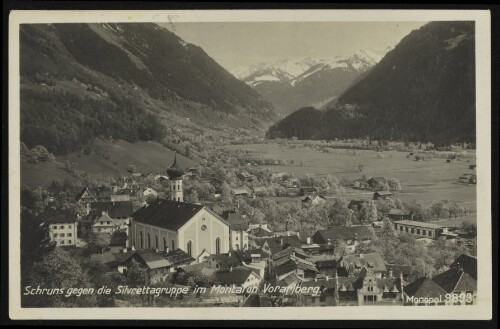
[7, 9, 492, 321]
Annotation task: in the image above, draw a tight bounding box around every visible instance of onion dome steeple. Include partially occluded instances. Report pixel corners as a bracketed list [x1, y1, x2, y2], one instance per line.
[167, 152, 185, 180]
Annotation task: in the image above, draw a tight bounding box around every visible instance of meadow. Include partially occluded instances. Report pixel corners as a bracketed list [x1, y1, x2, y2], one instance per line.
[223, 142, 477, 211]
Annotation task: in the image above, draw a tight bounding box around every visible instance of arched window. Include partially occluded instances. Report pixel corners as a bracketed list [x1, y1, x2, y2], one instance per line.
[147, 233, 151, 249]
[155, 235, 158, 249]
[139, 231, 143, 249]
[187, 241, 192, 256]
[171, 239, 175, 250]
[235, 243, 240, 250]
[215, 237, 221, 254]
[163, 237, 167, 251]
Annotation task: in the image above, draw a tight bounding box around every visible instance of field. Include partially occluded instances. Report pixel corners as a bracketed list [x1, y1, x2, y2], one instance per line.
[21, 139, 198, 188]
[223, 143, 477, 211]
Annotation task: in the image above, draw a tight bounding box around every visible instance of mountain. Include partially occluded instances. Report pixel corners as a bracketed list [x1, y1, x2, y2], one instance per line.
[20, 23, 275, 155]
[233, 49, 390, 115]
[267, 22, 475, 146]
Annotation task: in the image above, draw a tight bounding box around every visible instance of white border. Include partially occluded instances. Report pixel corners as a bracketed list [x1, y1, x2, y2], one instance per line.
[8, 9, 492, 320]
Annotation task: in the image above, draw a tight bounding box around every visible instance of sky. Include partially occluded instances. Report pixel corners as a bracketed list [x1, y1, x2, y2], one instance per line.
[160, 21, 427, 72]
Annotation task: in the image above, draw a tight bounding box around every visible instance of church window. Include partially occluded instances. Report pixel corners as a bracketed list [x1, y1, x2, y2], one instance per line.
[215, 237, 220, 254]
[187, 241, 193, 256]
[139, 231, 143, 249]
[147, 233, 151, 249]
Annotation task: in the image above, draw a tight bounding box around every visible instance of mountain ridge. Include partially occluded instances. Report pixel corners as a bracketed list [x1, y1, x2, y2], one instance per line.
[266, 22, 475, 146]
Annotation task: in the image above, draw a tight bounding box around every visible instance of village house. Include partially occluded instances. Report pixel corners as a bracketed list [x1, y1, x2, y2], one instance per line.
[312, 226, 375, 253]
[206, 250, 243, 270]
[110, 193, 131, 202]
[247, 223, 273, 238]
[142, 187, 158, 198]
[281, 177, 300, 188]
[352, 178, 369, 189]
[92, 211, 120, 234]
[35, 208, 78, 247]
[299, 186, 317, 196]
[403, 277, 449, 306]
[214, 266, 262, 290]
[338, 253, 387, 278]
[301, 194, 327, 208]
[387, 208, 413, 221]
[249, 186, 266, 197]
[299, 269, 403, 307]
[222, 210, 249, 251]
[432, 255, 477, 305]
[373, 190, 393, 200]
[236, 172, 255, 183]
[393, 220, 449, 240]
[127, 249, 171, 284]
[130, 158, 230, 263]
[232, 187, 251, 198]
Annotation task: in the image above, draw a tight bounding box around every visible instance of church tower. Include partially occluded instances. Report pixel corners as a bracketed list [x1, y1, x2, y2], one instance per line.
[167, 153, 185, 202]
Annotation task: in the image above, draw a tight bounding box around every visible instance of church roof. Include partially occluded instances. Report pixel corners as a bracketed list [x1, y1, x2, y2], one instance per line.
[132, 199, 204, 231]
[166, 153, 185, 179]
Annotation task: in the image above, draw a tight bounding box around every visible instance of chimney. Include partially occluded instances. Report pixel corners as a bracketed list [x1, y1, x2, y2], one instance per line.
[165, 246, 170, 254]
[314, 277, 318, 282]
[131, 245, 135, 251]
[307, 237, 312, 245]
[389, 269, 393, 278]
[326, 275, 330, 281]
[155, 248, 159, 253]
[327, 239, 332, 246]
[280, 238, 284, 246]
[229, 265, 233, 272]
[228, 250, 232, 257]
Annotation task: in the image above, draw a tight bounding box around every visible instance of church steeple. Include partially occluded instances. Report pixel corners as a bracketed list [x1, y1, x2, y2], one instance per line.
[167, 152, 184, 202]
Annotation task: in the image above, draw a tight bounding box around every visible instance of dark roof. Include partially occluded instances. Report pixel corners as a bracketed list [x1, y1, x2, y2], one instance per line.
[132, 250, 171, 270]
[404, 277, 447, 298]
[340, 253, 387, 273]
[166, 153, 185, 179]
[250, 227, 273, 237]
[450, 254, 477, 280]
[432, 268, 476, 293]
[75, 187, 95, 202]
[388, 209, 411, 216]
[162, 249, 195, 267]
[90, 201, 133, 218]
[211, 252, 243, 269]
[313, 226, 374, 244]
[110, 230, 128, 247]
[34, 208, 77, 224]
[222, 211, 248, 231]
[132, 199, 204, 231]
[235, 249, 266, 263]
[274, 259, 318, 277]
[215, 267, 255, 285]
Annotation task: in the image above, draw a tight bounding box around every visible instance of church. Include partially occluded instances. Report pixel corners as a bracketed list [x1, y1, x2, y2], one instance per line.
[129, 155, 230, 263]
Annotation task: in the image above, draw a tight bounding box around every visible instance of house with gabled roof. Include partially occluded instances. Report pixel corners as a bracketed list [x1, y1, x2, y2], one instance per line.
[432, 265, 477, 305]
[338, 253, 387, 278]
[312, 225, 375, 253]
[35, 207, 78, 247]
[403, 277, 448, 306]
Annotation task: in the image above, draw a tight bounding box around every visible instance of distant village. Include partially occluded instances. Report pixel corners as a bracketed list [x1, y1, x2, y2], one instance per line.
[22, 149, 478, 308]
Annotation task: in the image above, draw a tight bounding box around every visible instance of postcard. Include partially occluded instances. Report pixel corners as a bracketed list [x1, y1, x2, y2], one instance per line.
[8, 9, 492, 320]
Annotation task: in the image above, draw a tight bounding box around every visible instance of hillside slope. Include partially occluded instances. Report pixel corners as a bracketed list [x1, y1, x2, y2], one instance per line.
[267, 22, 475, 146]
[20, 23, 275, 155]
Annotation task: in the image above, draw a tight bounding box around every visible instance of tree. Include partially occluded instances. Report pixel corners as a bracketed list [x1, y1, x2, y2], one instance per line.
[461, 222, 477, 237]
[23, 248, 96, 307]
[387, 178, 402, 191]
[431, 201, 450, 220]
[360, 201, 378, 223]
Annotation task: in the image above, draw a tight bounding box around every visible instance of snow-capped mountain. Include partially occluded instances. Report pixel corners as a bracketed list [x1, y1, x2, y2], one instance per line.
[232, 48, 392, 115]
